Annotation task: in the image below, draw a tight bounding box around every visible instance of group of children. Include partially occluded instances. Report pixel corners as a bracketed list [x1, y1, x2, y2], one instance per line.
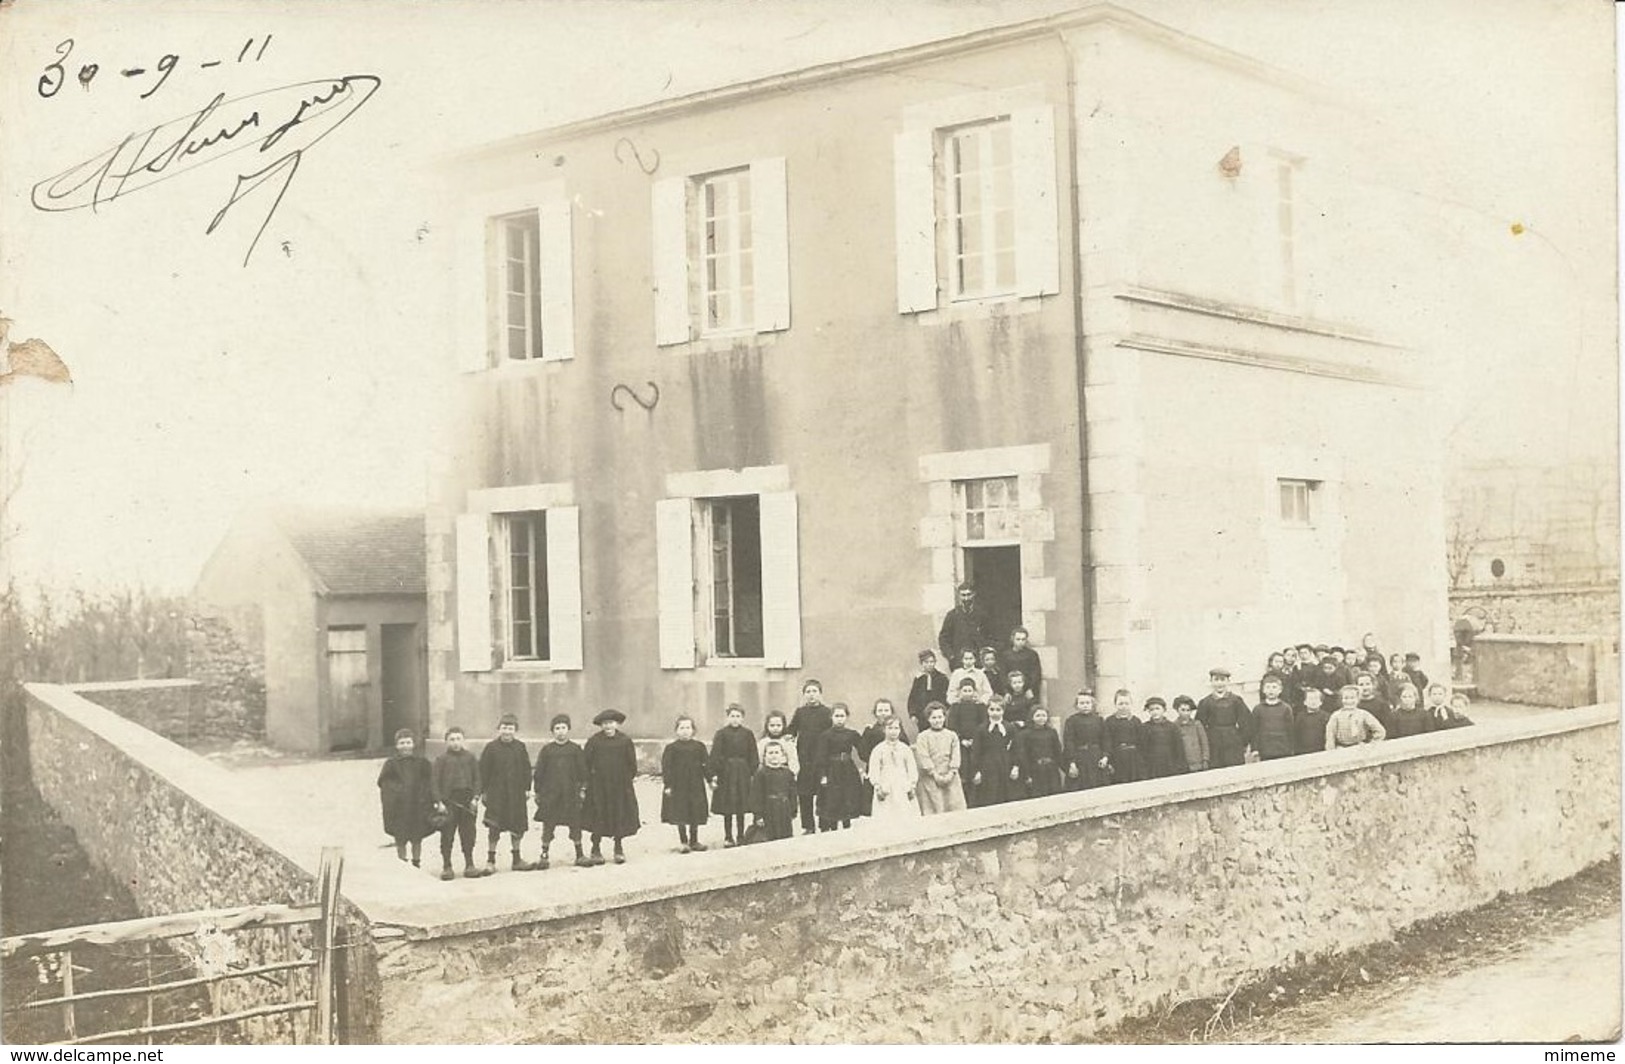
[375, 709, 640, 880]
[376, 637, 1478, 872]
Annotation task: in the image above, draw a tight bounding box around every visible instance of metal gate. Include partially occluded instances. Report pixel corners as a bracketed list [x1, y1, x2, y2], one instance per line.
[1, 849, 344, 1045]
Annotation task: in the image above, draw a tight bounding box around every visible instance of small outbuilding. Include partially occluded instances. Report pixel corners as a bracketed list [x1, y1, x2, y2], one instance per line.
[193, 507, 428, 754]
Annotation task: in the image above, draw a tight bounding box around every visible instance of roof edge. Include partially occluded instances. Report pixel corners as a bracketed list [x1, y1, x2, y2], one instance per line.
[438, 2, 1348, 171]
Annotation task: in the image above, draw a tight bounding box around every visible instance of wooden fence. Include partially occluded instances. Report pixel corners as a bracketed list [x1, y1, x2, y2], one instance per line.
[1, 849, 344, 1045]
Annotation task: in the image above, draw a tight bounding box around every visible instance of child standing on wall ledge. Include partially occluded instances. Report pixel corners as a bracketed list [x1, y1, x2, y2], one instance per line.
[377, 729, 433, 869]
[815, 703, 864, 831]
[914, 702, 966, 815]
[866, 716, 919, 821]
[479, 714, 537, 874]
[582, 709, 640, 865]
[531, 714, 588, 869]
[431, 726, 483, 880]
[708, 703, 758, 847]
[750, 740, 798, 841]
[1326, 685, 1386, 750]
[662, 715, 711, 854]
[1173, 695, 1209, 772]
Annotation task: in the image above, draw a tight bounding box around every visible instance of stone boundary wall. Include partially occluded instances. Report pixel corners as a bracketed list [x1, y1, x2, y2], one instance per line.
[18, 684, 379, 1042]
[64, 679, 203, 745]
[1472, 634, 1606, 708]
[372, 706, 1619, 1043]
[1451, 583, 1620, 641]
[20, 683, 1619, 1044]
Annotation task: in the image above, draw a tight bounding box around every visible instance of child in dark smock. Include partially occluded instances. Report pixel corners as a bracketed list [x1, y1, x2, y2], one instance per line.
[431, 726, 483, 880]
[750, 741, 798, 841]
[968, 700, 1015, 807]
[582, 709, 640, 865]
[1141, 697, 1186, 778]
[815, 704, 864, 831]
[661, 716, 710, 853]
[708, 703, 758, 847]
[1102, 689, 1144, 784]
[1012, 705, 1065, 798]
[377, 729, 433, 868]
[478, 714, 537, 874]
[531, 713, 587, 869]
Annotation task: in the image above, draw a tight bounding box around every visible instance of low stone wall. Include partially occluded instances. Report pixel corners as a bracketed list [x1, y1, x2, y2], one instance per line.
[371, 705, 1619, 1044]
[65, 679, 203, 745]
[1473, 634, 1604, 707]
[18, 684, 378, 1042]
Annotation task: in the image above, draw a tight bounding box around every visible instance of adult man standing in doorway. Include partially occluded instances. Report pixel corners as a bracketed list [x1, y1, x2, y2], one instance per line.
[937, 582, 989, 664]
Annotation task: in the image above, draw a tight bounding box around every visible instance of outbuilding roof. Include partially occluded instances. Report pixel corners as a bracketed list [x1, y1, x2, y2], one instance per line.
[271, 508, 427, 597]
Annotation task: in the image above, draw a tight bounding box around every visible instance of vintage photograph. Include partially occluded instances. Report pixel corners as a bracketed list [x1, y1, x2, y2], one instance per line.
[0, 0, 1618, 1047]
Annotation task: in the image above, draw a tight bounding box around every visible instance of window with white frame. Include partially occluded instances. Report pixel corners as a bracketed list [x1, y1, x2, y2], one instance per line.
[1278, 478, 1319, 527]
[702, 496, 764, 659]
[953, 476, 1021, 543]
[454, 500, 583, 672]
[503, 512, 551, 660]
[946, 120, 1017, 300]
[699, 169, 755, 334]
[653, 159, 790, 345]
[455, 198, 576, 372]
[498, 212, 543, 362]
[655, 487, 801, 669]
[894, 101, 1058, 313]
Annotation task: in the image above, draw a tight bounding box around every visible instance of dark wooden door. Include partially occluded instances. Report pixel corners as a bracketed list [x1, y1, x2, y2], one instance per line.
[964, 545, 1023, 651]
[380, 623, 425, 741]
[326, 626, 369, 752]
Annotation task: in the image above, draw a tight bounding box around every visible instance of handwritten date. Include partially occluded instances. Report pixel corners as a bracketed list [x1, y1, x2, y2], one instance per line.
[39, 36, 272, 101]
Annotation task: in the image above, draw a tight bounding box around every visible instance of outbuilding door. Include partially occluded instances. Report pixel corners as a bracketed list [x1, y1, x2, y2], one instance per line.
[380, 623, 426, 741]
[326, 626, 369, 752]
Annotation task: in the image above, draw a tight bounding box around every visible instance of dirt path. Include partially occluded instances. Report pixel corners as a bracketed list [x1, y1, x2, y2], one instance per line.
[1237, 912, 1621, 1043]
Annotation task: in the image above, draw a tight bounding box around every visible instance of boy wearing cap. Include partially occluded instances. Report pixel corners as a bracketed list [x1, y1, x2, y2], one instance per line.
[479, 714, 537, 874]
[1196, 668, 1253, 769]
[431, 726, 484, 880]
[907, 650, 949, 737]
[1141, 697, 1185, 778]
[532, 714, 588, 869]
[582, 709, 641, 864]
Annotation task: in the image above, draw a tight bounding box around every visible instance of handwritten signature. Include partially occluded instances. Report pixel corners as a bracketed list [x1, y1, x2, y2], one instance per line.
[31, 75, 380, 266]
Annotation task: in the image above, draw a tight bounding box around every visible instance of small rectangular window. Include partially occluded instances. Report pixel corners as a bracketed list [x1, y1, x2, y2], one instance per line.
[954, 476, 1021, 543]
[1278, 478, 1318, 527]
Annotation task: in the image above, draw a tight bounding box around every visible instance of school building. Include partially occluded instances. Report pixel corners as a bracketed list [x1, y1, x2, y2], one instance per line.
[426, 2, 1449, 739]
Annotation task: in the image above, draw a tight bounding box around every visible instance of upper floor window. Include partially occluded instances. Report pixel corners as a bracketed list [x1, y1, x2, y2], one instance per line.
[946, 120, 1017, 300]
[498, 212, 543, 362]
[1278, 478, 1319, 528]
[894, 101, 1058, 314]
[455, 198, 575, 372]
[699, 169, 755, 334]
[653, 158, 790, 346]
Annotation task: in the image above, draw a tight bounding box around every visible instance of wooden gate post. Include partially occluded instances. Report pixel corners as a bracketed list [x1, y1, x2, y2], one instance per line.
[312, 848, 344, 1044]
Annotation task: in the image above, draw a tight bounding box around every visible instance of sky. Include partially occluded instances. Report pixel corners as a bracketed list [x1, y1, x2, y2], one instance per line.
[0, 0, 1616, 594]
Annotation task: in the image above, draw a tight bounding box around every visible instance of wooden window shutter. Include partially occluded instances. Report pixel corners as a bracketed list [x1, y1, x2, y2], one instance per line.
[893, 128, 938, 313]
[455, 512, 495, 672]
[655, 498, 696, 668]
[751, 157, 791, 333]
[758, 491, 803, 669]
[456, 218, 492, 372]
[537, 200, 576, 362]
[1011, 104, 1060, 298]
[544, 506, 583, 670]
[652, 177, 691, 346]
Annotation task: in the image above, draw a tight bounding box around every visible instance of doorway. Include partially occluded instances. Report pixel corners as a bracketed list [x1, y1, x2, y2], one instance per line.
[964, 545, 1023, 650]
[325, 626, 369, 752]
[380, 623, 426, 742]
